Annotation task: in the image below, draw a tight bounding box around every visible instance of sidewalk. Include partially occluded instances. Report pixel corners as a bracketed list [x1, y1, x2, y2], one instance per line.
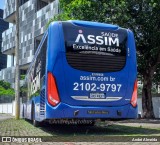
[116, 119, 160, 129]
[0, 113, 13, 121]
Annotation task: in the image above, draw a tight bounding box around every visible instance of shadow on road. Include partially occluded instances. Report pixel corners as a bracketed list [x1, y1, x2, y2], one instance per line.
[38, 122, 160, 136]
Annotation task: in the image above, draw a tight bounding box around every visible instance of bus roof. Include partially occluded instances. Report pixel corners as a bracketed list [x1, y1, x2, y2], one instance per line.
[50, 20, 119, 30]
[67, 20, 119, 30]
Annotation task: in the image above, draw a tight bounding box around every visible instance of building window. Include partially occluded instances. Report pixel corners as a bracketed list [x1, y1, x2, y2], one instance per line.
[19, 0, 29, 6]
[36, 0, 48, 11]
[35, 39, 41, 54]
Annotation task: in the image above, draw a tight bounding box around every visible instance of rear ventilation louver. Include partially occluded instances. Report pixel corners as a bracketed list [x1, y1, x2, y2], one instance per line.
[40, 89, 45, 116]
[66, 53, 126, 72]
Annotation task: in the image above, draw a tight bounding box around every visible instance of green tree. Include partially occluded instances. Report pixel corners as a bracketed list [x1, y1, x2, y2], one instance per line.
[126, 0, 160, 118]
[0, 80, 15, 96]
[48, 0, 160, 118]
[52, 0, 129, 24]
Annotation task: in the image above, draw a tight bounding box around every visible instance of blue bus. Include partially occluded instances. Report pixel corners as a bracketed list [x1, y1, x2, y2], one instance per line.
[23, 20, 137, 126]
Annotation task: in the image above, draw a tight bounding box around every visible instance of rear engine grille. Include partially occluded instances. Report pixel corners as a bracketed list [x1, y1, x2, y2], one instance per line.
[66, 53, 126, 72]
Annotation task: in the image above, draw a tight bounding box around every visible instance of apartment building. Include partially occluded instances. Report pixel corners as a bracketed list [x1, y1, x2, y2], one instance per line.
[0, 0, 59, 87]
[0, 9, 9, 71]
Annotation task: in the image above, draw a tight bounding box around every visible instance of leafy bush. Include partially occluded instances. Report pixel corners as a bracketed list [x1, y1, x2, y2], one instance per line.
[0, 80, 15, 96]
[20, 75, 25, 80]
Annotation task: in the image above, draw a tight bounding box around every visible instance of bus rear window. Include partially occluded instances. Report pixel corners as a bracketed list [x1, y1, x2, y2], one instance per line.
[62, 22, 127, 72]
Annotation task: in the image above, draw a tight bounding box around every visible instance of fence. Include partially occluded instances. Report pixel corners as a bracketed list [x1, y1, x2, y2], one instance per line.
[0, 95, 14, 103]
[0, 102, 13, 114]
[137, 97, 160, 118]
[0, 99, 23, 117]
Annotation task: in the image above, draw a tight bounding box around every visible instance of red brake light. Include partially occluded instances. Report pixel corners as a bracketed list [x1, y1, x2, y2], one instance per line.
[131, 80, 138, 107]
[47, 72, 60, 106]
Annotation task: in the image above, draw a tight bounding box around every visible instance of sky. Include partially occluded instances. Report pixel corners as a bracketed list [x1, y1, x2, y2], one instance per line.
[0, 0, 5, 10]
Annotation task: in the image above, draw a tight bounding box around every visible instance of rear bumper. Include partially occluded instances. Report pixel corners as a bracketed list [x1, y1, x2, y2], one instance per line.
[45, 102, 138, 119]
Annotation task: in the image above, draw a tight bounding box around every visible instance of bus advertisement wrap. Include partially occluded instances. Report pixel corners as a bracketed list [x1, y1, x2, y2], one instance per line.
[23, 20, 137, 126]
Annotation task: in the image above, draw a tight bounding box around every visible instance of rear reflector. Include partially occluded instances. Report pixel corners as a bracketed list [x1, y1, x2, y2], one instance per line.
[131, 80, 137, 107]
[47, 72, 60, 106]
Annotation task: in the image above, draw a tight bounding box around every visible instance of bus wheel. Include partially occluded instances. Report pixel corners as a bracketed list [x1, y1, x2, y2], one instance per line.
[33, 119, 40, 127]
[32, 104, 40, 127]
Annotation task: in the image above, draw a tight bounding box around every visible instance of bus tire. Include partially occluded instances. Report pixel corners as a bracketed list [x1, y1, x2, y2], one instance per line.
[32, 103, 40, 127]
[33, 118, 40, 127]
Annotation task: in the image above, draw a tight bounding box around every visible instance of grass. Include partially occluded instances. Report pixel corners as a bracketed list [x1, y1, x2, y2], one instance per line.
[0, 119, 160, 142]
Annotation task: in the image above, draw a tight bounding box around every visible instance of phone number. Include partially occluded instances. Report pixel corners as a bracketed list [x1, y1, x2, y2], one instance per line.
[73, 82, 122, 92]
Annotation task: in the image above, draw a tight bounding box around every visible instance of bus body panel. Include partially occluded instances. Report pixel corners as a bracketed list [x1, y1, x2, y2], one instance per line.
[47, 22, 67, 107]
[48, 21, 137, 107]
[45, 102, 138, 119]
[24, 20, 137, 122]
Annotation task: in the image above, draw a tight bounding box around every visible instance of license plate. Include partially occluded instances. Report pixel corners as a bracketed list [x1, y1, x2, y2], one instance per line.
[87, 110, 109, 114]
[89, 93, 106, 99]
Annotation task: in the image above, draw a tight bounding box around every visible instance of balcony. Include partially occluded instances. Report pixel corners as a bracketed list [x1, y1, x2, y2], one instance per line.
[34, 0, 59, 37]
[41, 0, 54, 2]
[1, 25, 16, 55]
[3, 0, 16, 23]
[0, 66, 15, 88]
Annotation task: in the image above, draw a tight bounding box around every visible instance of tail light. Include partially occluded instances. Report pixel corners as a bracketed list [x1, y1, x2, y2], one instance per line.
[47, 72, 60, 106]
[131, 80, 138, 107]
